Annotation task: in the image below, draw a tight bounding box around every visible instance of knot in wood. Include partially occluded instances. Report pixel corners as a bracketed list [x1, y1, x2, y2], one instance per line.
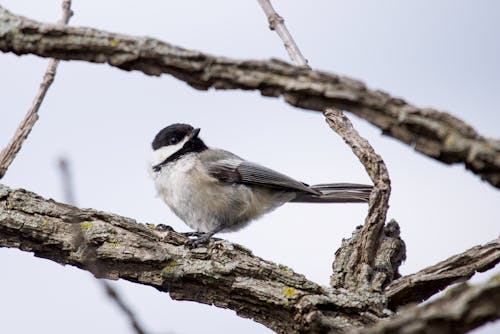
[268, 13, 284, 30]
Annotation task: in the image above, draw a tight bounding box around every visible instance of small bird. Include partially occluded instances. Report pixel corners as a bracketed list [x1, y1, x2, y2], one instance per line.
[150, 123, 372, 246]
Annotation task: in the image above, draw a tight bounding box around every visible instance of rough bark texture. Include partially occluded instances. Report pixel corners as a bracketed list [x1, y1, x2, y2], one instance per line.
[1, 184, 498, 333]
[0, 184, 388, 333]
[1, 6, 499, 189]
[352, 276, 500, 334]
[386, 238, 500, 309]
[331, 220, 406, 293]
[1, 4, 499, 332]
[0, 185, 500, 333]
[324, 109, 401, 292]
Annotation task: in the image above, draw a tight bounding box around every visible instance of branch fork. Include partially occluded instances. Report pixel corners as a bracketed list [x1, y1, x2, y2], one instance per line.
[0, 1, 498, 332]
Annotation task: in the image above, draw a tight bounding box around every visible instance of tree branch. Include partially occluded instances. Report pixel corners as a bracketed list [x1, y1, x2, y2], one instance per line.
[324, 108, 401, 291]
[257, 0, 309, 67]
[0, 183, 389, 333]
[0, 1, 72, 179]
[1, 183, 497, 332]
[255, 3, 399, 293]
[386, 237, 500, 309]
[351, 275, 500, 334]
[1, 6, 498, 189]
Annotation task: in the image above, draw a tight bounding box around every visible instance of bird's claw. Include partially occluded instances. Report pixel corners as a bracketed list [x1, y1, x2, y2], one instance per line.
[181, 231, 206, 238]
[184, 233, 213, 248]
[155, 224, 174, 231]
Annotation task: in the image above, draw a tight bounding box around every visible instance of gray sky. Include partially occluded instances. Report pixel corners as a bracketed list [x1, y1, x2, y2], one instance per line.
[1, 1, 499, 333]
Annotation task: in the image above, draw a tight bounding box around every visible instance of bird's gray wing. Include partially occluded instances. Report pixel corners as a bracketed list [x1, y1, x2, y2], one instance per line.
[206, 158, 320, 195]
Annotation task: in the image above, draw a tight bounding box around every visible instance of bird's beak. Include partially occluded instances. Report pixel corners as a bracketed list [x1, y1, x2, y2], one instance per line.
[188, 128, 201, 141]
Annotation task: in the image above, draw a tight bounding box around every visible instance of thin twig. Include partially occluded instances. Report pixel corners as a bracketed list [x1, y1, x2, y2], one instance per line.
[257, 0, 309, 68]
[57, 158, 149, 334]
[0, 0, 73, 179]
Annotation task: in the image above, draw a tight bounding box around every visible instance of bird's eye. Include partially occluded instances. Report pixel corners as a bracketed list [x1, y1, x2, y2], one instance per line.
[169, 137, 178, 145]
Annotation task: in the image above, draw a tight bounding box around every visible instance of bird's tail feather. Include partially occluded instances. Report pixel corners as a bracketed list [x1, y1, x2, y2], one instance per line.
[291, 183, 372, 203]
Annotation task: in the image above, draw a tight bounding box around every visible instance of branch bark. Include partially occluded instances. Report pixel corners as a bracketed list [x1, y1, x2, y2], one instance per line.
[324, 108, 400, 292]
[386, 238, 500, 309]
[1, 6, 499, 189]
[256, 3, 399, 294]
[1, 184, 497, 333]
[352, 276, 500, 334]
[257, 0, 309, 67]
[0, 1, 72, 179]
[0, 183, 388, 333]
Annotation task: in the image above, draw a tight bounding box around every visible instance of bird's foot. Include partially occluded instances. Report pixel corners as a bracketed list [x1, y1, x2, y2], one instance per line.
[184, 232, 214, 248]
[181, 231, 206, 238]
[155, 224, 174, 231]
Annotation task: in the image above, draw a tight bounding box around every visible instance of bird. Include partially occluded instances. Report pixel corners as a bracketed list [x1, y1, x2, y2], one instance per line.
[150, 123, 372, 246]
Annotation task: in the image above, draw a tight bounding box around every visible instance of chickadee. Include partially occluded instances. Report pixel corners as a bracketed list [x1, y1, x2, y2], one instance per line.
[150, 123, 371, 246]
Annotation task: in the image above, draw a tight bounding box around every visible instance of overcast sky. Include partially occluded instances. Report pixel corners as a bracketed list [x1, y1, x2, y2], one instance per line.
[1, 1, 499, 333]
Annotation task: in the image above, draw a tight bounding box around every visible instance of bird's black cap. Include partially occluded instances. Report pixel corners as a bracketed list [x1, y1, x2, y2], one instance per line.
[152, 123, 197, 150]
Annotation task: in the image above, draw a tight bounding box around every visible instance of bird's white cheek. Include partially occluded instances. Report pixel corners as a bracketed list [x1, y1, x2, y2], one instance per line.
[151, 139, 188, 166]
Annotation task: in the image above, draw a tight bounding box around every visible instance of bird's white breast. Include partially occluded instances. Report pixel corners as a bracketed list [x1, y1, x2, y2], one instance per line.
[152, 154, 217, 232]
[153, 154, 196, 209]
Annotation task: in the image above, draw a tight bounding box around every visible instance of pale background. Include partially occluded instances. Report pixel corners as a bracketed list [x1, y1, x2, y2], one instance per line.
[1, 1, 499, 333]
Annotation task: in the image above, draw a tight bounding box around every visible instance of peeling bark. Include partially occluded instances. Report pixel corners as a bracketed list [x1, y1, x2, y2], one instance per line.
[386, 238, 500, 309]
[1, 6, 499, 189]
[352, 276, 500, 334]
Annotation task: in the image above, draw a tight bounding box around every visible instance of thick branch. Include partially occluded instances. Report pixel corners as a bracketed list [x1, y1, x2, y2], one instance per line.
[1, 184, 497, 333]
[386, 238, 500, 309]
[0, 184, 389, 333]
[351, 276, 500, 334]
[1, 6, 499, 189]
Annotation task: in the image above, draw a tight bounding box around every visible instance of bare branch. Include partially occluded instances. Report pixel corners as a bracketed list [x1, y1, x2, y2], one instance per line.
[257, 0, 309, 67]
[386, 237, 500, 309]
[1, 6, 498, 189]
[0, 59, 56, 178]
[0, 183, 390, 333]
[59, 0, 73, 25]
[256, 3, 400, 293]
[0, 1, 72, 179]
[324, 108, 397, 291]
[351, 275, 500, 334]
[1, 182, 498, 332]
